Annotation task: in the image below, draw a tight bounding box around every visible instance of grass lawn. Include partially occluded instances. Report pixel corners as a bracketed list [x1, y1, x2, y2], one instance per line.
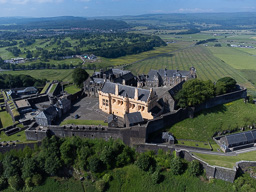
[0, 110, 13, 128]
[64, 84, 81, 94]
[0, 130, 27, 143]
[40, 82, 51, 94]
[60, 119, 107, 126]
[194, 150, 256, 169]
[176, 140, 212, 149]
[49, 84, 57, 94]
[169, 99, 256, 142]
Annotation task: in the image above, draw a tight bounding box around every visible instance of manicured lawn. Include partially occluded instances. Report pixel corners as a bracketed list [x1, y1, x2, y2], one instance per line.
[176, 140, 212, 149]
[49, 84, 57, 94]
[0, 130, 27, 143]
[64, 84, 81, 94]
[40, 82, 51, 94]
[169, 99, 256, 142]
[60, 119, 107, 126]
[0, 110, 13, 128]
[194, 150, 256, 169]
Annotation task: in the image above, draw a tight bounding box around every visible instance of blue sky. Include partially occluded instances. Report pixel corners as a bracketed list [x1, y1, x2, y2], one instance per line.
[0, 0, 255, 17]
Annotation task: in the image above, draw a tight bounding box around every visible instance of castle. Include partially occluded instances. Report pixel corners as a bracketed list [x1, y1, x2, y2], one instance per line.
[98, 82, 163, 119]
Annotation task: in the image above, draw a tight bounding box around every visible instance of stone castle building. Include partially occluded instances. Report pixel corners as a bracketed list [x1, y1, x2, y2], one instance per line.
[145, 67, 196, 87]
[98, 82, 163, 119]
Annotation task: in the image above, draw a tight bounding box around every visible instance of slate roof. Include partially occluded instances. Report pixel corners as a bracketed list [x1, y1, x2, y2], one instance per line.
[221, 130, 256, 147]
[149, 105, 162, 116]
[36, 106, 58, 120]
[101, 82, 152, 102]
[108, 114, 118, 123]
[147, 69, 191, 81]
[114, 72, 135, 84]
[125, 112, 144, 125]
[162, 132, 174, 141]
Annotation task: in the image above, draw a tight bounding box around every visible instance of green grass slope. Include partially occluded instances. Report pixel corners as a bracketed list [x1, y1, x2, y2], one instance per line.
[169, 99, 256, 142]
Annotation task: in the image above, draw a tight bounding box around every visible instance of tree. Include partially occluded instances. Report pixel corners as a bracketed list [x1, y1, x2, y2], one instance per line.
[8, 175, 23, 191]
[215, 77, 237, 95]
[135, 153, 156, 172]
[32, 174, 43, 186]
[175, 79, 215, 108]
[72, 68, 89, 88]
[0, 177, 7, 191]
[88, 156, 105, 173]
[188, 160, 202, 177]
[170, 157, 183, 175]
[21, 157, 37, 179]
[2, 154, 20, 178]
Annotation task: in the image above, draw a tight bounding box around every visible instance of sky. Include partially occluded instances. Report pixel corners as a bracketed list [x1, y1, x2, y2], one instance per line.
[0, 0, 255, 17]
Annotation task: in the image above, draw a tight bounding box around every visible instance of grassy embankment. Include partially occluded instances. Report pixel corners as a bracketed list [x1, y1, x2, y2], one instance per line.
[0, 110, 13, 129]
[194, 150, 256, 169]
[169, 99, 256, 142]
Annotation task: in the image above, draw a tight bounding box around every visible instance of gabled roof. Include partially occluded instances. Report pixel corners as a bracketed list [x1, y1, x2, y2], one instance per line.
[125, 112, 144, 125]
[101, 82, 152, 102]
[147, 69, 191, 81]
[114, 72, 135, 84]
[36, 106, 58, 120]
[222, 130, 256, 147]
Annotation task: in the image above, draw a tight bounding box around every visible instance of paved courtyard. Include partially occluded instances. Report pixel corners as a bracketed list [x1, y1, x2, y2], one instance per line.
[62, 97, 109, 122]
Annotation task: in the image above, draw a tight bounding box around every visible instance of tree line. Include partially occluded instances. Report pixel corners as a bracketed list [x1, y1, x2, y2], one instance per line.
[0, 136, 203, 191]
[175, 77, 237, 108]
[0, 74, 46, 89]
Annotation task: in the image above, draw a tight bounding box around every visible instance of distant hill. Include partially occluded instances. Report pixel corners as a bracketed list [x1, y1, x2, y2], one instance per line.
[94, 12, 256, 30]
[0, 16, 130, 31]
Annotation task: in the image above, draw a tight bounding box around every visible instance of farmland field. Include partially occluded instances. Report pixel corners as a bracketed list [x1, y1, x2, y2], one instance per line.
[126, 45, 253, 88]
[0, 69, 74, 82]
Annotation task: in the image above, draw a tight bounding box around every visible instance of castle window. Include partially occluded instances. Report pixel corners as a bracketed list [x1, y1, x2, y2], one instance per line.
[138, 105, 141, 110]
[113, 99, 116, 103]
[141, 106, 145, 111]
[132, 104, 135, 109]
[120, 101, 123, 105]
[117, 100, 121, 105]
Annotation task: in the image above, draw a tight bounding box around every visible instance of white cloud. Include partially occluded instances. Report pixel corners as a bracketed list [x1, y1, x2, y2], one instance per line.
[84, 6, 88, 9]
[178, 8, 214, 13]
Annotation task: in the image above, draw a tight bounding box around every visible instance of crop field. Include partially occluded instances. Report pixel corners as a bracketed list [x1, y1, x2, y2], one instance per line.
[169, 100, 256, 142]
[208, 47, 256, 70]
[127, 45, 252, 88]
[88, 41, 191, 68]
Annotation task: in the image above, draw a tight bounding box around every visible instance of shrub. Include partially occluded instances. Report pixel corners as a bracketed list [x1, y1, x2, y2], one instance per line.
[135, 153, 156, 172]
[25, 177, 33, 188]
[95, 179, 106, 192]
[151, 170, 161, 184]
[8, 175, 24, 191]
[0, 177, 8, 190]
[32, 174, 43, 186]
[188, 160, 202, 177]
[170, 157, 183, 175]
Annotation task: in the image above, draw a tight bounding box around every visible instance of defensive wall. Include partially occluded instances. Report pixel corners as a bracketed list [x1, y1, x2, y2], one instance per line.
[135, 143, 237, 183]
[145, 87, 247, 137]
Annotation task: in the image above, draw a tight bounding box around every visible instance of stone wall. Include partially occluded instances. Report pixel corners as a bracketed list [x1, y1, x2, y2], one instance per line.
[195, 87, 247, 112]
[0, 142, 41, 153]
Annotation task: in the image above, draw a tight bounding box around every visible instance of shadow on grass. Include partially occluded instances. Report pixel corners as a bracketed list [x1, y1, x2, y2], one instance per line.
[195, 104, 227, 118]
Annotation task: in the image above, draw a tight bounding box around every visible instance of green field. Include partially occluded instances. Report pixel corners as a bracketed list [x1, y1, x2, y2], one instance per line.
[208, 47, 256, 70]
[0, 110, 13, 128]
[169, 100, 256, 142]
[194, 150, 256, 169]
[127, 45, 253, 88]
[60, 119, 107, 126]
[0, 69, 74, 82]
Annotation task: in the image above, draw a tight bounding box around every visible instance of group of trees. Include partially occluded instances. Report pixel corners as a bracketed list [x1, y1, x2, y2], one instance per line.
[0, 136, 204, 191]
[175, 77, 237, 108]
[0, 74, 46, 89]
[1, 32, 166, 62]
[72, 68, 89, 88]
[0, 136, 136, 191]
